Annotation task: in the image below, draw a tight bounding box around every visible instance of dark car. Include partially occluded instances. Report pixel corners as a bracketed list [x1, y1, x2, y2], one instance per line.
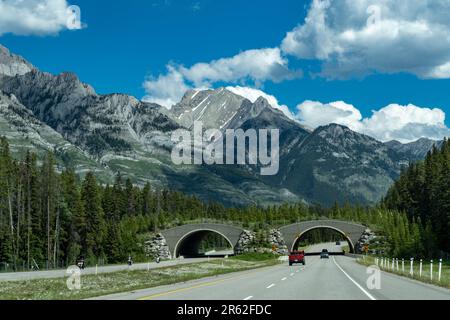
[320, 249, 329, 259]
[289, 251, 306, 266]
[336, 241, 341, 245]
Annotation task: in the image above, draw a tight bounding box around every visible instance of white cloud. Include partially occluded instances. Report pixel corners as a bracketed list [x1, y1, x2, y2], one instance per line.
[142, 48, 300, 108]
[180, 48, 298, 87]
[142, 66, 190, 108]
[0, 0, 84, 36]
[296, 100, 450, 143]
[360, 104, 450, 142]
[225, 86, 294, 119]
[296, 100, 362, 128]
[281, 0, 450, 79]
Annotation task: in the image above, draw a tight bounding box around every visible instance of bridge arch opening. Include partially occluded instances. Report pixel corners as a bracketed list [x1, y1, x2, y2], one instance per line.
[173, 229, 235, 258]
[292, 226, 355, 254]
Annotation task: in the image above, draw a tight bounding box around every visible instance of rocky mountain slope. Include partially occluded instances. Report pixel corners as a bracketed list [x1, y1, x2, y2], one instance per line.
[0, 44, 443, 207]
[0, 45, 298, 206]
[384, 138, 443, 162]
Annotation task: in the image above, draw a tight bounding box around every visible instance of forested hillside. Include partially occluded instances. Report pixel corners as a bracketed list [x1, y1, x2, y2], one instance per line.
[383, 139, 450, 255]
[0, 136, 444, 270]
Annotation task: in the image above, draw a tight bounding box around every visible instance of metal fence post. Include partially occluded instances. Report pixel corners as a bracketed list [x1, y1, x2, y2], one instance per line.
[419, 259, 423, 277]
[430, 260, 433, 281]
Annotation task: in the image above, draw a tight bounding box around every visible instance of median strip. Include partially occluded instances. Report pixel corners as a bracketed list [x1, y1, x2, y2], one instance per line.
[0, 254, 279, 300]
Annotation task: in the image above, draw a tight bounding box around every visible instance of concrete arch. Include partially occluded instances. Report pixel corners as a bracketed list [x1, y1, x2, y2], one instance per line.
[161, 223, 244, 258]
[173, 229, 234, 258]
[291, 225, 356, 253]
[279, 220, 367, 254]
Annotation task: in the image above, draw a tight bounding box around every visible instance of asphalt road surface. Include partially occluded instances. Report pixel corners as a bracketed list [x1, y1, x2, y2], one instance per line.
[95, 243, 450, 300]
[0, 258, 213, 282]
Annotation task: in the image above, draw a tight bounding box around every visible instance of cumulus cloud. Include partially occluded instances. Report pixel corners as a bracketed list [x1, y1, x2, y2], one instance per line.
[281, 0, 450, 79]
[225, 86, 294, 119]
[142, 48, 300, 108]
[142, 65, 190, 107]
[360, 104, 450, 142]
[296, 100, 450, 143]
[296, 101, 362, 128]
[0, 0, 84, 36]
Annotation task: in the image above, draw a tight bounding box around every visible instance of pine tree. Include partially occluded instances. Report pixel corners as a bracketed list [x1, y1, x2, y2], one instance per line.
[81, 172, 106, 262]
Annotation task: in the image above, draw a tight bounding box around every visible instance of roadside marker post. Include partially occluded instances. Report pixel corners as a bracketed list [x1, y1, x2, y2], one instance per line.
[410, 258, 414, 276]
[430, 260, 433, 281]
[396, 258, 399, 271]
[392, 258, 395, 271]
[402, 258, 405, 273]
[95, 264, 98, 275]
[438, 259, 442, 282]
[419, 259, 423, 277]
[147, 261, 150, 272]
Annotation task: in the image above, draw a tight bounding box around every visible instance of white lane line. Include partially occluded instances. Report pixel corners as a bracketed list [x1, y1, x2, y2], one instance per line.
[296, 270, 299, 273]
[266, 284, 275, 289]
[281, 277, 287, 281]
[290, 273, 294, 276]
[332, 257, 376, 301]
[243, 296, 253, 300]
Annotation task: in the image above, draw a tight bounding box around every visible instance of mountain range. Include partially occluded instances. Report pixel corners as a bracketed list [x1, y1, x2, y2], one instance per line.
[0, 44, 443, 207]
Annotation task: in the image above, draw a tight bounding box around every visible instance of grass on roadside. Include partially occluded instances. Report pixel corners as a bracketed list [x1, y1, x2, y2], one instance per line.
[357, 255, 450, 289]
[0, 256, 279, 300]
[232, 252, 279, 262]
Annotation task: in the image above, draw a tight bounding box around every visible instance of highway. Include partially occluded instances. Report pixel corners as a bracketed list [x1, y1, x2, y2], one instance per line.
[0, 258, 213, 282]
[94, 243, 450, 300]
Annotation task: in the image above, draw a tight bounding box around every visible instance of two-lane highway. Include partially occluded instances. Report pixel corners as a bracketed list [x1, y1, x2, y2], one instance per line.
[94, 243, 450, 300]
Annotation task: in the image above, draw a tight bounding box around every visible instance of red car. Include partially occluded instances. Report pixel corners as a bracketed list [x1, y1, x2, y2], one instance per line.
[289, 250, 306, 266]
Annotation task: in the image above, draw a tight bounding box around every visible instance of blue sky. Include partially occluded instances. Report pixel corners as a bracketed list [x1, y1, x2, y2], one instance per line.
[1, 0, 450, 142]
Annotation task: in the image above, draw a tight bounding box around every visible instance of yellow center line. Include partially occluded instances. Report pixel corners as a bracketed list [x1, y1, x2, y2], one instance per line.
[137, 264, 282, 300]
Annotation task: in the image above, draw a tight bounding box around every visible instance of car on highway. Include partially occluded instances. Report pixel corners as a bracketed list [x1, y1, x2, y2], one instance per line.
[320, 249, 329, 259]
[288, 250, 305, 266]
[336, 241, 341, 245]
